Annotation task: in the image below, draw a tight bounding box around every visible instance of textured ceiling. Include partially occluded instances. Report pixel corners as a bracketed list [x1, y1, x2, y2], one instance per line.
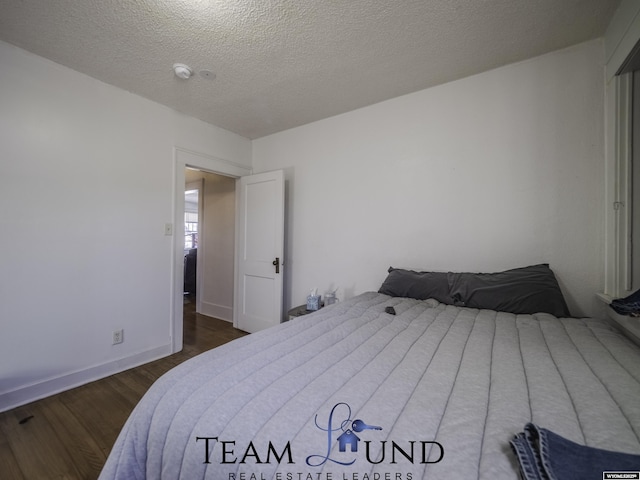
[0, 0, 620, 139]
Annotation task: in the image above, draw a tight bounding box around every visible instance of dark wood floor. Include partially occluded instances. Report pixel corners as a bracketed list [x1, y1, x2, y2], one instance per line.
[0, 299, 247, 479]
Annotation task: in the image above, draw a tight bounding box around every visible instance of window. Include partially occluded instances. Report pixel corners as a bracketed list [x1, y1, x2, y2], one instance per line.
[185, 211, 198, 250]
[185, 188, 199, 252]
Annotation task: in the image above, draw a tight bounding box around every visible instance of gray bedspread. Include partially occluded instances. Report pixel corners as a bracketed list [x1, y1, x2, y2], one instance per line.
[99, 292, 640, 479]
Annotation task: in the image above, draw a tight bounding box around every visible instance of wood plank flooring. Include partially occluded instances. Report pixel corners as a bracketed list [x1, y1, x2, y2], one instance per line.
[0, 299, 248, 479]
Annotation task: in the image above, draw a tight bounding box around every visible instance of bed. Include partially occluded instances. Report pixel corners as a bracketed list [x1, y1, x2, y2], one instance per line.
[99, 265, 640, 479]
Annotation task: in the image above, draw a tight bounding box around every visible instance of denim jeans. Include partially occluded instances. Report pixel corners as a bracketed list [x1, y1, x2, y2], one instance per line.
[511, 423, 640, 480]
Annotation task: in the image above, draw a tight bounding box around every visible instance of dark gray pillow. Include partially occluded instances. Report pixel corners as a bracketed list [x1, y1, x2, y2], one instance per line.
[378, 267, 453, 304]
[448, 264, 570, 317]
[378, 264, 571, 317]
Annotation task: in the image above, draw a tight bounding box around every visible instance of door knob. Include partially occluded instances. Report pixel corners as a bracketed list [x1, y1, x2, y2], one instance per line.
[272, 257, 280, 274]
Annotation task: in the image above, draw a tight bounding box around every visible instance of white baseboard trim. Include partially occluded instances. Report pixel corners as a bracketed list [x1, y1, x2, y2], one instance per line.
[200, 301, 233, 322]
[0, 344, 172, 413]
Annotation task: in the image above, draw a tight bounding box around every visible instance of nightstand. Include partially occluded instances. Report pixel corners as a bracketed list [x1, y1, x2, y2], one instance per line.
[287, 304, 317, 321]
[606, 307, 640, 347]
[598, 293, 640, 347]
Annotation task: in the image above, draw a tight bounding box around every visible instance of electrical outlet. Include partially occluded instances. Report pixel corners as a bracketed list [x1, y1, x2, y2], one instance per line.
[112, 329, 124, 345]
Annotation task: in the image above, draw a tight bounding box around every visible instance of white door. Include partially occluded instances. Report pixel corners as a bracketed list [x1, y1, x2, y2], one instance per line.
[234, 170, 285, 333]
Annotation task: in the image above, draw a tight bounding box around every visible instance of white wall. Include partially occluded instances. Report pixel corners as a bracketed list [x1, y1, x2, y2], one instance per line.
[0, 40, 251, 411]
[253, 39, 605, 318]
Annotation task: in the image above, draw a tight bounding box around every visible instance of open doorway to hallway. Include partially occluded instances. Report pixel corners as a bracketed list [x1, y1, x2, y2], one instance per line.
[182, 168, 236, 325]
[183, 181, 201, 306]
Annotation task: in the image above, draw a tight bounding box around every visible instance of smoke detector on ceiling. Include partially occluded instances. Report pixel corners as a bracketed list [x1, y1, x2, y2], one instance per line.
[173, 63, 193, 80]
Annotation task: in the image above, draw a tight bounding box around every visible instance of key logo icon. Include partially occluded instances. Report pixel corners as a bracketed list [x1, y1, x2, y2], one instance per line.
[352, 419, 383, 432]
[306, 403, 385, 467]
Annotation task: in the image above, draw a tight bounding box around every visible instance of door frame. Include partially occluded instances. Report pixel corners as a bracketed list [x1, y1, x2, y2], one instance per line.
[171, 147, 251, 353]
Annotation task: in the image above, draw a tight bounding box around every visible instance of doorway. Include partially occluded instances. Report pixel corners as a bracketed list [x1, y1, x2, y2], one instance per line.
[183, 170, 236, 322]
[171, 147, 251, 353]
[183, 179, 202, 309]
